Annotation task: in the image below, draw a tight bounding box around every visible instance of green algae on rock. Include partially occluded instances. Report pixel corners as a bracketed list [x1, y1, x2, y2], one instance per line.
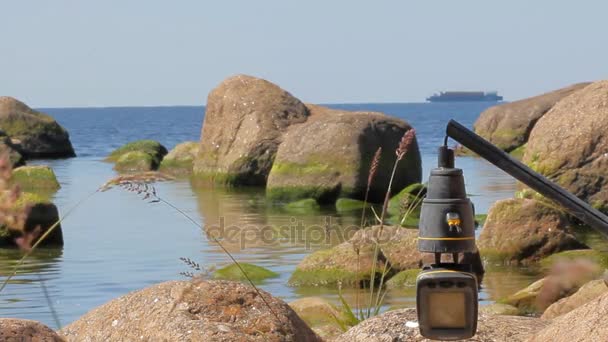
[289, 297, 353, 340]
[385, 269, 420, 288]
[107, 140, 168, 173]
[284, 198, 321, 214]
[159, 141, 199, 176]
[335, 198, 366, 212]
[11, 165, 60, 192]
[0, 96, 75, 158]
[213, 263, 279, 282]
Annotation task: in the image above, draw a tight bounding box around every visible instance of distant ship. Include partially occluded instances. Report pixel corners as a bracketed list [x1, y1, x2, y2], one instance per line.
[426, 91, 503, 102]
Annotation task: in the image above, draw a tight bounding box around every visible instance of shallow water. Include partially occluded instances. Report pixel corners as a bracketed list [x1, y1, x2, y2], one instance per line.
[0, 103, 543, 329]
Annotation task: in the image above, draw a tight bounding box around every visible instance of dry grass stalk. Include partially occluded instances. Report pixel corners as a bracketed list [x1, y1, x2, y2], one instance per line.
[360, 147, 382, 228]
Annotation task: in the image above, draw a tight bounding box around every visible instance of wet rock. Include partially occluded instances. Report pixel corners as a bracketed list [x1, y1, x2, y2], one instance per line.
[289, 226, 421, 287]
[60, 280, 321, 342]
[0, 96, 75, 158]
[213, 263, 279, 283]
[12, 165, 60, 192]
[387, 183, 426, 226]
[159, 141, 199, 176]
[0, 192, 63, 247]
[540, 249, 608, 269]
[193, 75, 310, 186]
[333, 308, 549, 342]
[284, 198, 321, 214]
[0, 318, 64, 341]
[529, 291, 608, 342]
[267, 105, 421, 203]
[107, 140, 168, 173]
[523, 81, 608, 212]
[335, 198, 366, 212]
[478, 198, 587, 264]
[289, 297, 352, 340]
[473, 82, 589, 152]
[541, 279, 608, 319]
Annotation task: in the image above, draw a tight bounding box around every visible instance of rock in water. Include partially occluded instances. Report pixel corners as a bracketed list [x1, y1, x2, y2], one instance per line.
[473, 82, 589, 152]
[159, 141, 199, 175]
[478, 198, 586, 264]
[523, 80, 608, 211]
[106, 140, 168, 173]
[0, 318, 64, 341]
[267, 105, 421, 203]
[333, 308, 549, 342]
[60, 280, 321, 342]
[193, 75, 310, 186]
[12, 165, 60, 192]
[529, 291, 608, 341]
[0, 96, 75, 158]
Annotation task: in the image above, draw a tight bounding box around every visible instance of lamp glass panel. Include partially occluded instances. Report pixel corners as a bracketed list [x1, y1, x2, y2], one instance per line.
[428, 292, 466, 328]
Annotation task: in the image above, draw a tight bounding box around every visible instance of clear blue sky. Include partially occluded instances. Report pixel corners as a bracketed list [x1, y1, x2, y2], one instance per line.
[1, 1, 606, 107]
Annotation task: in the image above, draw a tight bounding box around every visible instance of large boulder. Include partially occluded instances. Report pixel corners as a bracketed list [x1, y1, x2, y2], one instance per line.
[60, 280, 320, 341]
[478, 198, 587, 264]
[193, 75, 310, 186]
[106, 140, 168, 173]
[0, 96, 75, 158]
[523, 81, 608, 211]
[159, 141, 199, 176]
[334, 308, 549, 342]
[529, 291, 608, 342]
[473, 82, 590, 152]
[267, 105, 421, 203]
[541, 279, 608, 319]
[0, 318, 64, 341]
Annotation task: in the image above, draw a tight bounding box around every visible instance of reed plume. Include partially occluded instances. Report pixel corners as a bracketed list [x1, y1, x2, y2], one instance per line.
[360, 147, 382, 227]
[396, 128, 416, 161]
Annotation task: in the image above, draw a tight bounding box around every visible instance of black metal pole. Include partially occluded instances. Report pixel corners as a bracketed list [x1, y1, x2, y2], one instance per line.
[446, 119, 608, 239]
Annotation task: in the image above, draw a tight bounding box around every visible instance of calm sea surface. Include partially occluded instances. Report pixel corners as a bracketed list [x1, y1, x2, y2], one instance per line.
[0, 103, 540, 329]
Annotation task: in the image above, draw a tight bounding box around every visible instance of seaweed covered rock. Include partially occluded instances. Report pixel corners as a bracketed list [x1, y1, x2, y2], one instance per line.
[478, 198, 586, 264]
[0, 318, 63, 341]
[159, 141, 199, 176]
[60, 280, 321, 342]
[0, 192, 63, 247]
[193, 75, 310, 186]
[529, 291, 608, 342]
[473, 83, 589, 152]
[267, 105, 421, 203]
[213, 263, 278, 283]
[334, 308, 549, 342]
[12, 165, 60, 192]
[523, 81, 608, 211]
[107, 140, 168, 173]
[387, 183, 426, 226]
[0, 96, 75, 158]
[289, 226, 422, 287]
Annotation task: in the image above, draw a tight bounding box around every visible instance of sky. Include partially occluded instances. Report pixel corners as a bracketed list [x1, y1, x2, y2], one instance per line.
[1, 1, 607, 107]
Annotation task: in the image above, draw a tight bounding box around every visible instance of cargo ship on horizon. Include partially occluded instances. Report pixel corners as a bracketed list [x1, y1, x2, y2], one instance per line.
[426, 91, 503, 102]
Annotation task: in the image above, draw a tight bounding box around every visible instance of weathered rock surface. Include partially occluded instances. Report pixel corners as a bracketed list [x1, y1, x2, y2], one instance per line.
[289, 297, 351, 340]
[107, 140, 168, 173]
[523, 80, 608, 211]
[12, 165, 60, 192]
[0, 318, 64, 341]
[159, 141, 199, 175]
[267, 105, 421, 203]
[333, 308, 549, 342]
[60, 280, 320, 342]
[473, 82, 589, 152]
[541, 278, 608, 319]
[193, 75, 310, 186]
[0, 192, 63, 247]
[529, 291, 608, 342]
[478, 198, 587, 264]
[0, 96, 75, 158]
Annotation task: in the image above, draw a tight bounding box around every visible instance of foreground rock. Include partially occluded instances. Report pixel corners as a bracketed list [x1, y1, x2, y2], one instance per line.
[106, 140, 168, 173]
[334, 308, 548, 342]
[267, 105, 421, 203]
[529, 291, 608, 341]
[0, 96, 75, 158]
[523, 80, 608, 211]
[0, 318, 64, 341]
[12, 165, 60, 192]
[473, 82, 589, 152]
[193, 75, 310, 186]
[60, 280, 320, 341]
[478, 198, 586, 264]
[289, 297, 352, 340]
[0, 192, 63, 247]
[159, 141, 199, 176]
[541, 279, 608, 319]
